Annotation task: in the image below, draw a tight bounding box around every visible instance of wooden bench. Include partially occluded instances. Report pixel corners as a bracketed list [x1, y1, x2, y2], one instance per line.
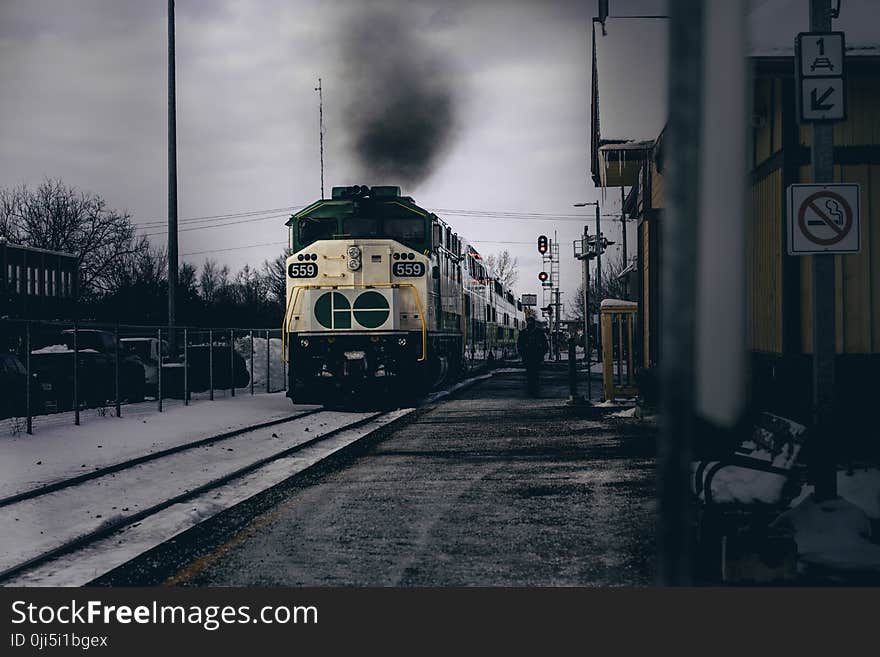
[691, 412, 808, 583]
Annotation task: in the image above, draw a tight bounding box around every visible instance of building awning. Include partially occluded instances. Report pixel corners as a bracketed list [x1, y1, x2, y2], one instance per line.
[597, 140, 654, 188]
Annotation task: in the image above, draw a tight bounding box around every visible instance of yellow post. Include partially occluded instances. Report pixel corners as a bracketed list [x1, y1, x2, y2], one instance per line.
[602, 310, 615, 401]
[600, 299, 639, 402]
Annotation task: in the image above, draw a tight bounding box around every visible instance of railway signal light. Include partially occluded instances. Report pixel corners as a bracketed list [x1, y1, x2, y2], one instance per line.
[538, 271, 548, 283]
[537, 235, 548, 255]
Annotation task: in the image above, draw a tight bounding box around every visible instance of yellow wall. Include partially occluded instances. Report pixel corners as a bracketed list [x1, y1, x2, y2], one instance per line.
[748, 169, 784, 353]
[799, 163, 880, 354]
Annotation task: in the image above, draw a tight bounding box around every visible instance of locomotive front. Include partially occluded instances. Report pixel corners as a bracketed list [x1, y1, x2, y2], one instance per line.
[283, 185, 433, 401]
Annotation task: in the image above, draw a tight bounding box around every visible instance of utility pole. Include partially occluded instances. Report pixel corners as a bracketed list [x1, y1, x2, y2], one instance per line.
[620, 186, 628, 265]
[574, 225, 593, 400]
[315, 77, 325, 199]
[809, 0, 837, 500]
[167, 0, 178, 340]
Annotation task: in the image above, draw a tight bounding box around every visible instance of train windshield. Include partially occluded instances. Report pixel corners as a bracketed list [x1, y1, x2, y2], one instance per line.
[385, 217, 425, 243]
[342, 217, 381, 238]
[298, 217, 338, 246]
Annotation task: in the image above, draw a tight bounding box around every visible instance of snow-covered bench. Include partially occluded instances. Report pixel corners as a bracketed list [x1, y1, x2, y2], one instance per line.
[691, 413, 808, 583]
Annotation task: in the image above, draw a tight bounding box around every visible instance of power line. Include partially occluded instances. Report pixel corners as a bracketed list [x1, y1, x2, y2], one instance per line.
[134, 202, 633, 245]
[135, 205, 304, 229]
[180, 240, 287, 257]
[143, 212, 292, 238]
[431, 208, 629, 222]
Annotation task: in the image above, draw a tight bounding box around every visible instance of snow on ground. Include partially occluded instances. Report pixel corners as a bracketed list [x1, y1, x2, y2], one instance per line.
[610, 407, 639, 418]
[5, 409, 414, 586]
[0, 392, 317, 501]
[791, 468, 880, 520]
[774, 492, 880, 574]
[594, 399, 636, 407]
[0, 410, 374, 578]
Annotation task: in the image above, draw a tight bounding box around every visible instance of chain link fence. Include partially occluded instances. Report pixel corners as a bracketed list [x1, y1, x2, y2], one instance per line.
[0, 319, 287, 435]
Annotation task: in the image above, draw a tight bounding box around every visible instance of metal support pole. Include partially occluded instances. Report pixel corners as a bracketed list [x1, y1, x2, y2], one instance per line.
[249, 329, 254, 395]
[568, 336, 578, 401]
[157, 327, 163, 412]
[73, 322, 79, 426]
[26, 321, 32, 435]
[167, 0, 178, 346]
[658, 0, 703, 586]
[595, 203, 603, 363]
[114, 323, 121, 418]
[810, 0, 837, 501]
[209, 329, 214, 401]
[584, 246, 592, 402]
[230, 329, 235, 397]
[620, 185, 628, 265]
[554, 288, 561, 361]
[266, 329, 271, 393]
[183, 327, 188, 405]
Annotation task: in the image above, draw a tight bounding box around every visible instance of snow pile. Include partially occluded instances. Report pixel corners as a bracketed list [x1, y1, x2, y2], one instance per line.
[31, 345, 100, 355]
[236, 336, 285, 391]
[692, 414, 806, 505]
[599, 298, 637, 309]
[594, 399, 633, 408]
[838, 468, 880, 520]
[610, 407, 638, 419]
[773, 493, 880, 574]
[31, 344, 70, 354]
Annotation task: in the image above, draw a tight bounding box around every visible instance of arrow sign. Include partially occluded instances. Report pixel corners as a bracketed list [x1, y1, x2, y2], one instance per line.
[810, 86, 835, 111]
[800, 78, 845, 121]
[795, 32, 845, 123]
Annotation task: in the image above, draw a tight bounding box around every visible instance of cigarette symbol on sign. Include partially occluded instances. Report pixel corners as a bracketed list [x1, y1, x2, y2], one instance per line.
[798, 190, 853, 246]
[807, 199, 844, 227]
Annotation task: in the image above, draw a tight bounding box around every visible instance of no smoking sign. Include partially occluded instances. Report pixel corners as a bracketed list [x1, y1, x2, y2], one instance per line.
[787, 183, 860, 255]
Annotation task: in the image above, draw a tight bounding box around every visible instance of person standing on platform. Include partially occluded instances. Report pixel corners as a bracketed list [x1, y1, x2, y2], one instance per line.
[517, 316, 548, 397]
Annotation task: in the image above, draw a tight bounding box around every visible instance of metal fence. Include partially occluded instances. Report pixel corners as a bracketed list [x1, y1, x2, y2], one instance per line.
[0, 318, 287, 435]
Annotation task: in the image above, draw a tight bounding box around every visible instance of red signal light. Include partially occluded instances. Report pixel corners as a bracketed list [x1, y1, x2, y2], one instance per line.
[538, 271, 548, 282]
[537, 235, 548, 255]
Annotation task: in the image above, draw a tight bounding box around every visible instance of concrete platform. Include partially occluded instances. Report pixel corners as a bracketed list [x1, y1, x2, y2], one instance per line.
[165, 367, 658, 586]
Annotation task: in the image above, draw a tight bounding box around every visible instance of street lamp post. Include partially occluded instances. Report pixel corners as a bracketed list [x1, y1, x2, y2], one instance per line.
[574, 201, 602, 363]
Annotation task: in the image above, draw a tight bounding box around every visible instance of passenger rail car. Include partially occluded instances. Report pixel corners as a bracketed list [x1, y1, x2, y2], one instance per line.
[282, 185, 523, 402]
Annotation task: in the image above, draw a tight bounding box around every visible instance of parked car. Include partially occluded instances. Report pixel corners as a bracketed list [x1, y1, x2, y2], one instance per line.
[0, 353, 43, 418]
[29, 346, 112, 412]
[159, 344, 250, 398]
[120, 337, 168, 394]
[61, 329, 146, 402]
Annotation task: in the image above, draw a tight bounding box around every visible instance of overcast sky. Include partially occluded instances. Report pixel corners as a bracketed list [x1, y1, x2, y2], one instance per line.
[2, 0, 876, 311]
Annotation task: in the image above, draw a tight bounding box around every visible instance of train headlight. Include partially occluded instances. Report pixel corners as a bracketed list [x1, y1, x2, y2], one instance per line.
[347, 258, 361, 271]
[300, 338, 309, 348]
[398, 337, 407, 346]
[346, 246, 361, 259]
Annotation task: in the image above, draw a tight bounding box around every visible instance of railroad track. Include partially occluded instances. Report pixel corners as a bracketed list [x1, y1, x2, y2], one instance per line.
[0, 407, 415, 586]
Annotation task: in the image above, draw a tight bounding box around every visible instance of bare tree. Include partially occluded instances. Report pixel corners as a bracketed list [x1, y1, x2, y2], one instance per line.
[568, 254, 629, 322]
[484, 250, 519, 289]
[0, 179, 141, 297]
[199, 258, 230, 305]
[261, 252, 287, 305]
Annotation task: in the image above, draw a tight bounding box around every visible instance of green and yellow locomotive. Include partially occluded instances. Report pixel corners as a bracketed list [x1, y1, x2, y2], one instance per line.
[282, 185, 523, 403]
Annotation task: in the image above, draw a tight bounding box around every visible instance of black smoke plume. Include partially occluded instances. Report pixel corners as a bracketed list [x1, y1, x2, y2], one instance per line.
[338, 9, 460, 188]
